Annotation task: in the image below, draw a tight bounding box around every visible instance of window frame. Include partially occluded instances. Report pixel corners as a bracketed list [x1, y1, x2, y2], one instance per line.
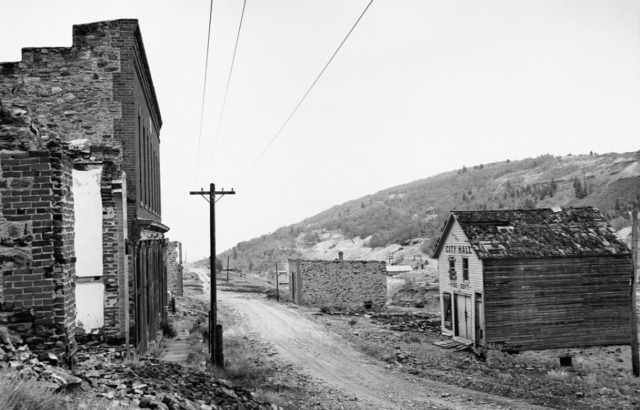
[462, 257, 469, 281]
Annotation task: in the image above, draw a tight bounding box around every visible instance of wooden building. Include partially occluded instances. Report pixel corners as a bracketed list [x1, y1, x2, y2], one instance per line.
[433, 207, 631, 352]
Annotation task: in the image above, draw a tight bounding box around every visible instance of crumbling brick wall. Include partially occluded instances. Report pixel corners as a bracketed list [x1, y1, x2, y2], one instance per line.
[0, 148, 77, 364]
[98, 160, 128, 341]
[297, 260, 387, 308]
[0, 19, 167, 354]
[166, 241, 183, 296]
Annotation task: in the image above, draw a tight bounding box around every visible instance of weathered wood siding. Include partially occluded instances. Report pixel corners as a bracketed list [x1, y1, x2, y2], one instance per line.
[438, 221, 483, 341]
[483, 256, 631, 351]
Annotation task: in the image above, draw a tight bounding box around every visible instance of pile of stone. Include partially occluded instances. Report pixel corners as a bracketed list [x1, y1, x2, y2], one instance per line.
[75, 343, 281, 410]
[0, 326, 281, 410]
[0, 326, 84, 392]
[370, 312, 441, 334]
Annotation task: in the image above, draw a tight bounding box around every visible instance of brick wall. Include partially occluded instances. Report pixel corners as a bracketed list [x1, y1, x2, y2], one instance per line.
[0, 149, 77, 364]
[0, 19, 167, 354]
[295, 260, 387, 308]
[98, 161, 128, 341]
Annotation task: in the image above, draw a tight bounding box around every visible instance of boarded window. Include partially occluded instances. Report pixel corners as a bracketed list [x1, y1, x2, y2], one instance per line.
[443, 292, 453, 330]
[462, 258, 469, 281]
[448, 256, 456, 279]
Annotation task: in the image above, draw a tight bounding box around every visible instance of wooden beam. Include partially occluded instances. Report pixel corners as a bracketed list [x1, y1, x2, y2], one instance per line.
[631, 210, 638, 377]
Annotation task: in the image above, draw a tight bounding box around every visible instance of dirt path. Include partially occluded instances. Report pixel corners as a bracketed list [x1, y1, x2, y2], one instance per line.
[219, 291, 552, 410]
[186, 263, 211, 299]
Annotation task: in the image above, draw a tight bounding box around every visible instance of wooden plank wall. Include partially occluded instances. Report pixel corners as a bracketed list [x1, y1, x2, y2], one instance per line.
[484, 256, 631, 351]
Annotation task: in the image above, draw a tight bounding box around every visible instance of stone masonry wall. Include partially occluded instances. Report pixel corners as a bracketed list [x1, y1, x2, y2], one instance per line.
[166, 241, 183, 296]
[0, 148, 77, 364]
[0, 22, 123, 149]
[300, 260, 386, 308]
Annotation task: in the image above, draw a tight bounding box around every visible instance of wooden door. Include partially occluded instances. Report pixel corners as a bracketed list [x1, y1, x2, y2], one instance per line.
[455, 294, 472, 340]
[475, 293, 485, 346]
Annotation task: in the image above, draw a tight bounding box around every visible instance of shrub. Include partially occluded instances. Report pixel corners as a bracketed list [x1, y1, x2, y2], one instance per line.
[546, 369, 571, 381]
[609, 216, 630, 231]
[160, 320, 177, 338]
[122, 352, 145, 369]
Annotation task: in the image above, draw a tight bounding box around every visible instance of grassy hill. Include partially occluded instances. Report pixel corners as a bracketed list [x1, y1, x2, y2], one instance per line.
[217, 151, 640, 273]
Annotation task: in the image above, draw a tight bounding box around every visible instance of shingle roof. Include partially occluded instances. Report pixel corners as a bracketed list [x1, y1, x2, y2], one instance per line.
[442, 207, 629, 259]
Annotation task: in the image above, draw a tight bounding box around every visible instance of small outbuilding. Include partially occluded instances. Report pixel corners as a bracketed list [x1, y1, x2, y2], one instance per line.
[288, 257, 386, 309]
[386, 265, 414, 275]
[433, 206, 631, 352]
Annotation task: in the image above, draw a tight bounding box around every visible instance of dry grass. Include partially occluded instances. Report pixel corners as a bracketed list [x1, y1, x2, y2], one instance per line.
[0, 369, 128, 410]
[546, 369, 571, 381]
[122, 352, 145, 370]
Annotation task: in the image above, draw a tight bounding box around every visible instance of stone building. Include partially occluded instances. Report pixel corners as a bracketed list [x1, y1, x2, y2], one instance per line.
[0, 19, 169, 359]
[288, 255, 387, 308]
[166, 241, 183, 297]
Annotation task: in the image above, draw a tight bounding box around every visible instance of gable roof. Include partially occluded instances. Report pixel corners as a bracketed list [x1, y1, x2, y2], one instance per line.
[433, 207, 630, 259]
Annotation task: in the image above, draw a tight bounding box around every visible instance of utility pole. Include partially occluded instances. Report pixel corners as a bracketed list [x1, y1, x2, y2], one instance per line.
[631, 210, 639, 377]
[226, 256, 230, 284]
[275, 262, 279, 302]
[189, 183, 235, 368]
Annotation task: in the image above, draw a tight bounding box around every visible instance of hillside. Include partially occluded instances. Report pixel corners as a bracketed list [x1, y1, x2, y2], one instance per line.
[218, 151, 640, 273]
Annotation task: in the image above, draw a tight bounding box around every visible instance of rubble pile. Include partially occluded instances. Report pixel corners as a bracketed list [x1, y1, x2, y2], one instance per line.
[369, 312, 441, 334]
[0, 337, 83, 393]
[75, 344, 280, 410]
[0, 327, 281, 410]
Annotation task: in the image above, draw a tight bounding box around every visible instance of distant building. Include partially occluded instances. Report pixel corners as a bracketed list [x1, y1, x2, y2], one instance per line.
[433, 207, 631, 352]
[386, 265, 413, 275]
[288, 255, 386, 309]
[167, 241, 184, 296]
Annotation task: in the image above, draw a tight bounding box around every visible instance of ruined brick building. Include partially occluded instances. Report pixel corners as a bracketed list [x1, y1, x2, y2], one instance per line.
[0, 19, 171, 362]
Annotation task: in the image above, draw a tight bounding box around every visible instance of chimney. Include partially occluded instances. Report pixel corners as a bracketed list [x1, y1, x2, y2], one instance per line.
[338, 251, 343, 261]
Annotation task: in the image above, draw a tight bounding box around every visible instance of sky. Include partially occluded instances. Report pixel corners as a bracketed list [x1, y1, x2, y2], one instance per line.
[1, 0, 639, 260]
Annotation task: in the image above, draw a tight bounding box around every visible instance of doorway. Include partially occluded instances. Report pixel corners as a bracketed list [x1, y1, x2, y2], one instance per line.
[454, 294, 472, 340]
[475, 293, 485, 346]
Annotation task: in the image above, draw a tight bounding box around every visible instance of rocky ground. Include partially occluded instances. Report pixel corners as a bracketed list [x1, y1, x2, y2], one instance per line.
[202, 265, 640, 410]
[2, 263, 638, 410]
[306, 309, 640, 410]
[0, 331, 282, 410]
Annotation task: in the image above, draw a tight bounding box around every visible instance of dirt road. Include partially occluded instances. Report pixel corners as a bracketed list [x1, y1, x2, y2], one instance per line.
[218, 291, 551, 410]
[187, 264, 211, 298]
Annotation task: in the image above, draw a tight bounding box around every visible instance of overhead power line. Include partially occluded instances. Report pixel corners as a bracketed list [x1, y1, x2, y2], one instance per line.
[179, 0, 246, 244]
[174, 0, 215, 245]
[210, 0, 248, 165]
[236, 0, 375, 187]
[193, 0, 215, 186]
